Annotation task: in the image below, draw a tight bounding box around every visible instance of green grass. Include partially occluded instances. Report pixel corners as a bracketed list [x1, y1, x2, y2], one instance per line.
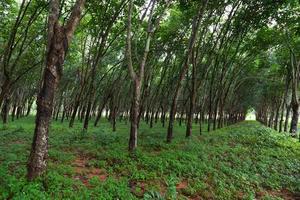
[0, 117, 299, 199]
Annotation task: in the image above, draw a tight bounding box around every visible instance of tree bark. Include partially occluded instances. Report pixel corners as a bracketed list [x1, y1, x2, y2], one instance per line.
[26, 98, 34, 116]
[289, 101, 299, 136]
[27, 0, 85, 180]
[284, 104, 290, 132]
[289, 57, 299, 136]
[1, 97, 10, 124]
[94, 97, 109, 127]
[126, 0, 169, 151]
[167, 2, 208, 142]
[128, 80, 140, 151]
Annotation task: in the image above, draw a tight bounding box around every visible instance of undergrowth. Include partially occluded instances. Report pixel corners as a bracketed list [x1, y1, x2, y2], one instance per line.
[0, 118, 299, 199]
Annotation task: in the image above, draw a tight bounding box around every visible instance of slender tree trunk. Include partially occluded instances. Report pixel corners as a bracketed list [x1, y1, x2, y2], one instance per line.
[94, 96, 109, 127]
[167, 2, 207, 142]
[80, 104, 86, 122]
[186, 89, 196, 137]
[268, 109, 274, 128]
[218, 103, 225, 129]
[149, 110, 154, 128]
[213, 105, 218, 130]
[290, 102, 299, 136]
[289, 52, 299, 136]
[280, 76, 290, 132]
[0, 80, 11, 108]
[83, 91, 94, 130]
[129, 80, 140, 151]
[11, 103, 17, 121]
[284, 104, 291, 132]
[199, 111, 203, 135]
[69, 100, 80, 127]
[112, 106, 117, 132]
[61, 105, 66, 123]
[26, 98, 34, 116]
[154, 110, 158, 123]
[207, 107, 212, 132]
[1, 97, 10, 124]
[179, 110, 184, 126]
[16, 106, 21, 119]
[279, 103, 285, 132]
[94, 103, 105, 127]
[195, 112, 199, 124]
[161, 111, 166, 127]
[126, 0, 168, 151]
[274, 103, 280, 131]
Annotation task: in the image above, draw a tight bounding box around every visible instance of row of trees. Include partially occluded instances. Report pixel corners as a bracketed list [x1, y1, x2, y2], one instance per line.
[0, 0, 299, 180]
[255, 2, 300, 136]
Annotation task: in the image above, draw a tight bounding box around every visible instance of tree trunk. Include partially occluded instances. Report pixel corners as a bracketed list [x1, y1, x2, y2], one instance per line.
[289, 101, 299, 136]
[27, 0, 85, 180]
[27, 64, 59, 180]
[161, 111, 166, 127]
[16, 106, 22, 119]
[186, 75, 196, 137]
[61, 105, 66, 123]
[284, 104, 291, 132]
[11, 103, 17, 121]
[1, 97, 10, 124]
[274, 103, 280, 131]
[289, 52, 299, 136]
[83, 92, 93, 130]
[167, 2, 207, 142]
[199, 111, 203, 135]
[112, 106, 117, 132]
[26, 98, 34, 116]
[94, 96, 109, 127]
[129, 80, 140, 151]
[154, 110, 158, 123]
[0, 80, 11, 109]
[149, 110, 154, 128]
[69, 100, 80, 127]
[268, 109, 274, 128]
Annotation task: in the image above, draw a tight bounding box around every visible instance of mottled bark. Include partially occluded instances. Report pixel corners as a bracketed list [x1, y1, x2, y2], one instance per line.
[27, 0, 85, 180]
[129, 80, 140, 151]
[126, 0, 169, 151]
[289, 102, 299, 136]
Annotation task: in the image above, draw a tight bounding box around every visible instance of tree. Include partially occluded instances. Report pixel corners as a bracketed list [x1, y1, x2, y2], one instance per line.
[27, 0, 85, 180]
[126, 0, 171, 151]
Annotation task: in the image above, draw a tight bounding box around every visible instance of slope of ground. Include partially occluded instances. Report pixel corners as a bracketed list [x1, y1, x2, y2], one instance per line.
[0, 118, 299, 199]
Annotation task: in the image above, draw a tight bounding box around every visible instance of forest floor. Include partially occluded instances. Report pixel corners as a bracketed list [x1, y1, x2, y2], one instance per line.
[0, 118, 300, 200]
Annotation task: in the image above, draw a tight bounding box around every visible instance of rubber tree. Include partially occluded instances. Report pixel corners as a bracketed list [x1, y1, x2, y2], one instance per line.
[126, 0, 171, 151]
[27, 0, 85, 180]
[167, 0, 209, 142]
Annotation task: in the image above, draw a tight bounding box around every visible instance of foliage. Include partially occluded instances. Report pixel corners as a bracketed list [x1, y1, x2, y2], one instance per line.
[0, 118, 299, 199]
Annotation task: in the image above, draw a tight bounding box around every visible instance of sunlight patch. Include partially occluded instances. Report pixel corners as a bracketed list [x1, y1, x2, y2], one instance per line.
[246, 108, 256, 121]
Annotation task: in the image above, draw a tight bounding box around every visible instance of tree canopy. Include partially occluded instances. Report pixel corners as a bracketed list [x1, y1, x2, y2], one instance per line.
[0, 0, 299, 183]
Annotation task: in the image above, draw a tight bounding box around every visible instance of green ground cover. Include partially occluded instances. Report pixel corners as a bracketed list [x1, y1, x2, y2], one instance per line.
[0, 118, 299, 199]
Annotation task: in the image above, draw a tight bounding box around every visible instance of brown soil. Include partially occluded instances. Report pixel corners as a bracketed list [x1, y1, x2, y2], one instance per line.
[256, 189, 300, 200]
[176, 180, 188, 190]
[72, 156, 107, 187]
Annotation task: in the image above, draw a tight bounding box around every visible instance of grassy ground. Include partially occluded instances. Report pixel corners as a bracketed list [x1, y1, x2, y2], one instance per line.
[0, 117, 299, 200]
